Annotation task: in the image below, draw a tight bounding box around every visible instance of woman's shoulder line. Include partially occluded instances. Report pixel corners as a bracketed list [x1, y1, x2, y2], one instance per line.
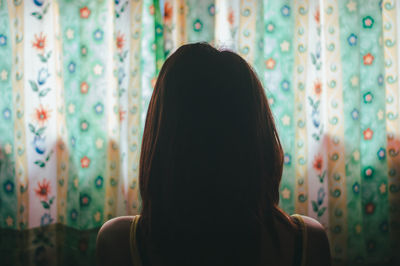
[98, 216, 135, 237]
[294, 215, 325, 231]
[96, 216, 136, 266]
[295, 214, 331, 266]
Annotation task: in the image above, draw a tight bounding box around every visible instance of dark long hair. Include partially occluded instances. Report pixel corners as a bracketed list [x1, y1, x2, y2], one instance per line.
[139, 43, 285, 266]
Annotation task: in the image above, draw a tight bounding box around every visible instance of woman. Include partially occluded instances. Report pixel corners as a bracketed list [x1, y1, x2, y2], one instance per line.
[96, 43, 331, 266]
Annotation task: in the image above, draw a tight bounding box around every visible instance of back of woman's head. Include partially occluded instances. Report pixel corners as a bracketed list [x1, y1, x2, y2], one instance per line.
[139, 43, 284, 266]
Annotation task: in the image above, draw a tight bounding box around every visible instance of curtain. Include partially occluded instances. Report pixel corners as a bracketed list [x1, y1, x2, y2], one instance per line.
[0, 0, 399, 265]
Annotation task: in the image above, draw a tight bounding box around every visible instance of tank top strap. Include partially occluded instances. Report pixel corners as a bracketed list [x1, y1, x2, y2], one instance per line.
[291, 214, 307, 266]
[130, 215, 142, 266]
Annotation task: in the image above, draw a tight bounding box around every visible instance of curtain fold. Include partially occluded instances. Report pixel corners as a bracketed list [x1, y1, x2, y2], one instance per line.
[0, 0, 399, 265]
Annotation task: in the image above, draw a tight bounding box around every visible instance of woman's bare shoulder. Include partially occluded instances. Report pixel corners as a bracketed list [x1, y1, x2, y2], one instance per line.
[299, 215, 331, 266]
[96, 216, 135, 266]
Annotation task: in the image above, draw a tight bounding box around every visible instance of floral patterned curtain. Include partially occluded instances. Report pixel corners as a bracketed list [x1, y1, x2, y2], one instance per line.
[0, 0, 399, 265]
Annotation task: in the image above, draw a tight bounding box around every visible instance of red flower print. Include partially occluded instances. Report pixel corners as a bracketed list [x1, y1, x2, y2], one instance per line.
[35, 179, 51, 201]
[164, 2, 172, 23]
[314, 80, 322, 96]
[228, 9, 234, 26]
[365, 202, 375, 214]
[365, 167, 373, 177]
[32, 33, 46, 52]
[363, 53, 374, 65]
[313, 154, 323, 172]
[80, 81, 89, 94]
[314, 8, 320, 24]
[363, 128, 373, 140]
[266, 23, 275, 32]
[149, 4, 154, 15]
[81, 156, 90, 168]
[265, 58, 276, 70]
[81, 45, 88, 56]
[81, 121, 89, 131]
[119, 109, 126, 122]
[116, 32, 125, 50]
[34, 105, 51, 126]
[80, 6, 91, 19]
[82, 197, 89, 205]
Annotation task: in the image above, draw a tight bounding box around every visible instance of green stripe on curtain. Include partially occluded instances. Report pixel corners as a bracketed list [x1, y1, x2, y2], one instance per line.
[58, 0, 109, 229]
[263, 0, 296, 215]
[140, 0, 157, 131]
[154, 0, 165, 74]
[59, 0, 82, 228]
[0, 0, 17, 230]
[186, 0, 216, 43]
[253, 0, 265, 78]
[337, 0, 365, 262]
[359, 0, 390, 262]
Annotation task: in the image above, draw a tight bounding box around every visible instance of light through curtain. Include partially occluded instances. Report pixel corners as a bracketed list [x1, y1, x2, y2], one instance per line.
[0, 0, 399, 265]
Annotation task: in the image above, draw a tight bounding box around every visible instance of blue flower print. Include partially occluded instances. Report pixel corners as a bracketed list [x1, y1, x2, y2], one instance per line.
[37, 68, 50, 85]
[352, 182, 360, 194]
[284, 153, 291, 165]
[95, 176, 104, 188]
[94, 103, 104, 115]
[377, 148, 386, 160]
[351, 108, 359, 120]
[68, 62, 76, 73]
[317, 187, 325, 205]
[71, 136, 76, 148]
[118, 67, 126, 85]
[33, 135, 46, 154]
[0, 34, 7, 46]
[347, 33, 357, 46]
[33, 0, 45, 7]
[379, 220, 388, 233]
[93, 29, 104, 41]
[312, 107, 320, 128]
[377, 74, 384, 86]
[208, 4, 215, 16]
[281, 5, 290, 17]
[70, 209, 78, 221]
[40, 213, 54, 226]
[281, 80, 290, 91]
[3, 108, 11, 120]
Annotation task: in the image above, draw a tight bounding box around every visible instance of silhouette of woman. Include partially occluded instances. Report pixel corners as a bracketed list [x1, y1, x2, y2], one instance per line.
[97, 43, 331, 266]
